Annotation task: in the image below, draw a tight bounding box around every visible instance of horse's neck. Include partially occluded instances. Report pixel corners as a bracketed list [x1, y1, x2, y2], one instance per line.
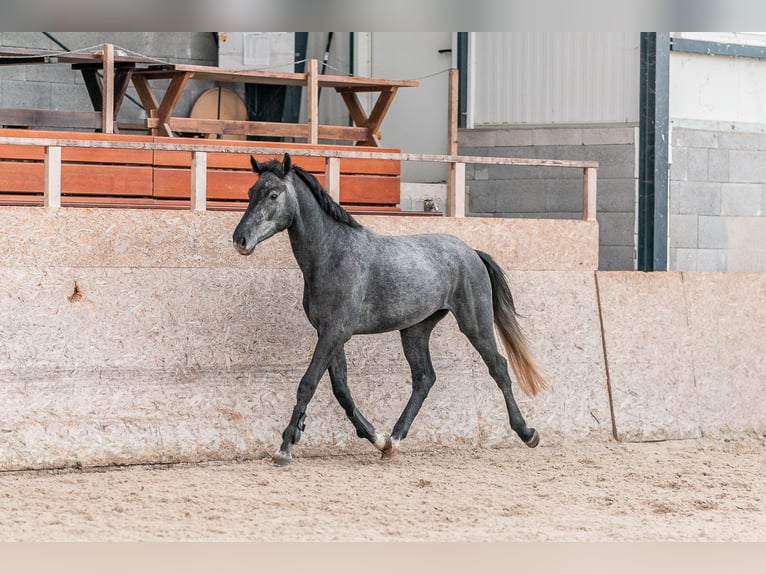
[287, 187, 353, 275]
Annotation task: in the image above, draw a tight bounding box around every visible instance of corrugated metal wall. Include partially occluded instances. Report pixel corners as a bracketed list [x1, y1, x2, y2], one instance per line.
[471, 32, 640, 126]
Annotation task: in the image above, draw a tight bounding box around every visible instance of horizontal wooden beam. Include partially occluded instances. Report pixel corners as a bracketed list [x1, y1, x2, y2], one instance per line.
[0, 135, 599, 169]
[151, 117, 368, 142]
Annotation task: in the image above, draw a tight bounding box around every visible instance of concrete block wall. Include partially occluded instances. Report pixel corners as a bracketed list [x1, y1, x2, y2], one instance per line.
[459, 125, 639, 271]
[0, 32, 220, 127]
[669, 125, 766, 271]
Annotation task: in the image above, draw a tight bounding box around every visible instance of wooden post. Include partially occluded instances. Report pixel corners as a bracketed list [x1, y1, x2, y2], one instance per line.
[447, 69, 459, 156]
[583, 166, 597, 221]
[447, 162, 466, 217]
[307, 59, 319, 144]
[44, 146, 62, 209]
[191, 151, 207, 211]
[101, 43, 115, 134]
[446, 69, 465, 217]
[325, 156, 341, 203]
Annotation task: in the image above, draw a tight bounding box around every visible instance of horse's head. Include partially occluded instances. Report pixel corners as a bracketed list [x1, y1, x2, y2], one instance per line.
[232, 153, 298, 256]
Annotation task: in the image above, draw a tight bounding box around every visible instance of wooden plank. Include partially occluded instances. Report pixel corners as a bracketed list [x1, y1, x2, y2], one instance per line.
[0, 193, 44, 206]
[153, 168, 253, 200]
[61, 164, 153, 196]
[0, 144, 45, 160]
[339, 90, 374, 146]
[153, 144, 400, 175]
[102, 43, 115, 134]
[583, 166, 598, 221]
[0, 144, 151, 164]
[447, 68, 459, 156]
[156, 72, 191, 137]
[0, 161, 43, 192]
[44, 146, 61, 209]
[164, 117, 309, 139]
[313, 174, 400, 205]
[133, 62, 418, 89]
[131, 74, 160, 135]
[364, 86, 397, 145]
[316, 125, 370, 142]
[154, 168, 398, 205]
[0, 128, 153, 143]
[1, 133, 599, 169]
[325, 157, 341, 203]
[61, 147, 153, 165]
[447, 162, 466, 217]
[307, 59, 319, 144]
[190, 151, 207, 210]
[113, 67, 134, 117]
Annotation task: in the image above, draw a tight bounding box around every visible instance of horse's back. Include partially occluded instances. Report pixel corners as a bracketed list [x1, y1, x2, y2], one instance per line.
[350, 231, 490, 333]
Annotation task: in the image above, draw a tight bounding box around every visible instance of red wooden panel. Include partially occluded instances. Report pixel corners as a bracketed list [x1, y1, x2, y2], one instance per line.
[312, 174, 400, 205]
[61, 164, 153, 197]
[0, 145, 45, 161]
[62, 147, 153, 165]
[153, 168, 254, 200]
[0, 161, 43, 192]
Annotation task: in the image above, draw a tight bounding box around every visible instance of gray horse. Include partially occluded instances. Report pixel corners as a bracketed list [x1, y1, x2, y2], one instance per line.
[233, 153, 547, 466]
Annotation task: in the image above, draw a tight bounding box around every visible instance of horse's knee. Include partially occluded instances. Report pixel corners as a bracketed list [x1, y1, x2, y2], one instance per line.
[412, 371, 436, 393]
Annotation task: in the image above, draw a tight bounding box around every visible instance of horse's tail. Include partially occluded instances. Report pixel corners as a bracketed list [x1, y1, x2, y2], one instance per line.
[476, 250, 548, 397]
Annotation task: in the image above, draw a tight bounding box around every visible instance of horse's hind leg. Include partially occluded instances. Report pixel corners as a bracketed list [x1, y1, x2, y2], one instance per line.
[329, 347, 388, 451]
[455, 306, 539, 447]
[383, 310, 448, 458]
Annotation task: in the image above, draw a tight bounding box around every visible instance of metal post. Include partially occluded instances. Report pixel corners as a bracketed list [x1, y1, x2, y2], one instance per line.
[637, 32, 670, 271]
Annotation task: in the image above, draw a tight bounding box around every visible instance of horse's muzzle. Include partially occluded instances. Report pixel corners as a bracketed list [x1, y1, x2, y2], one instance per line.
[232, 234, 255, 256]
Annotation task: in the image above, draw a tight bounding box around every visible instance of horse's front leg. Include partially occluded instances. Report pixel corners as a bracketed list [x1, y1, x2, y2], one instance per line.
[273, 330, 349, 467]
[329, 348, 388, 452]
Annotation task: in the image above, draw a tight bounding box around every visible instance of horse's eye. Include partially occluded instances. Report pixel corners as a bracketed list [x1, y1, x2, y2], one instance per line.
[270, 192, 279, 200]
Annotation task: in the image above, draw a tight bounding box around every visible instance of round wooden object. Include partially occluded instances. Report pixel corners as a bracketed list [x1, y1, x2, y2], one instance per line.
[189, 87, 248, 140]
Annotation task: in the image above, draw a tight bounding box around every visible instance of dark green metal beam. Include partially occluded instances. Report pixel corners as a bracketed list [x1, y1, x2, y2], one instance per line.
[637, 32, 670, 272]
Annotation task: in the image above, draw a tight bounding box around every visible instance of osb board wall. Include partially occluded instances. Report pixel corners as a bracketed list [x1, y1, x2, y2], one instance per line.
[0, 207, 603, 470]
[597, 271, 766, 441]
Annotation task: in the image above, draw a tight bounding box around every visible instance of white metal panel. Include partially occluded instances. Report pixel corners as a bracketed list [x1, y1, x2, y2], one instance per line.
[471, 32, 640, 126]
[670, 40, 766, 125]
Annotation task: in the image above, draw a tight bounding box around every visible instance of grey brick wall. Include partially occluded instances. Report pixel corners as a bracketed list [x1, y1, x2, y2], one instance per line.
[669, 126, 766, 272]
[459, 125, 639, 270]
[0, 32, 219, 128]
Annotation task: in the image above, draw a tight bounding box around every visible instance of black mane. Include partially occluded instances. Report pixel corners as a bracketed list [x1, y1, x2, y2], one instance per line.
[255, 158, 361, 228]
[292, 164, 362, 228]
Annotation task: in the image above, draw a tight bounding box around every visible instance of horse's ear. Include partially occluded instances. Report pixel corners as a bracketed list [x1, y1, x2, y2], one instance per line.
[282, 153, 292, 174]
[250, 155, 261, 174]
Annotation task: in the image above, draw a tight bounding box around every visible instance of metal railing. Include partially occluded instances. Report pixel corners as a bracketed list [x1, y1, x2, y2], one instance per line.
[0, 135, 598, 221]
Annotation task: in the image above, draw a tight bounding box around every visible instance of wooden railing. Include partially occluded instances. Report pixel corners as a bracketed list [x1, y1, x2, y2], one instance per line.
[0, 135, 599, 220]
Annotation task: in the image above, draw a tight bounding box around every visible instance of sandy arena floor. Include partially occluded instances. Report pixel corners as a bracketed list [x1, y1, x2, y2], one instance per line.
[0, 436, 764, 542]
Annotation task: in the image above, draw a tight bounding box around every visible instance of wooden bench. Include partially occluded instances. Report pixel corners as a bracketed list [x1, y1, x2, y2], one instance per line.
[0, 129, 402, 211]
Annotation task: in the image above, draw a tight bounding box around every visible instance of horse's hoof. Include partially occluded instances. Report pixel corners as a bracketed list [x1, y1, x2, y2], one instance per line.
[524, 429, 540, 448]
[380, 436, 399, 459]
[272, 451, 292, 467]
